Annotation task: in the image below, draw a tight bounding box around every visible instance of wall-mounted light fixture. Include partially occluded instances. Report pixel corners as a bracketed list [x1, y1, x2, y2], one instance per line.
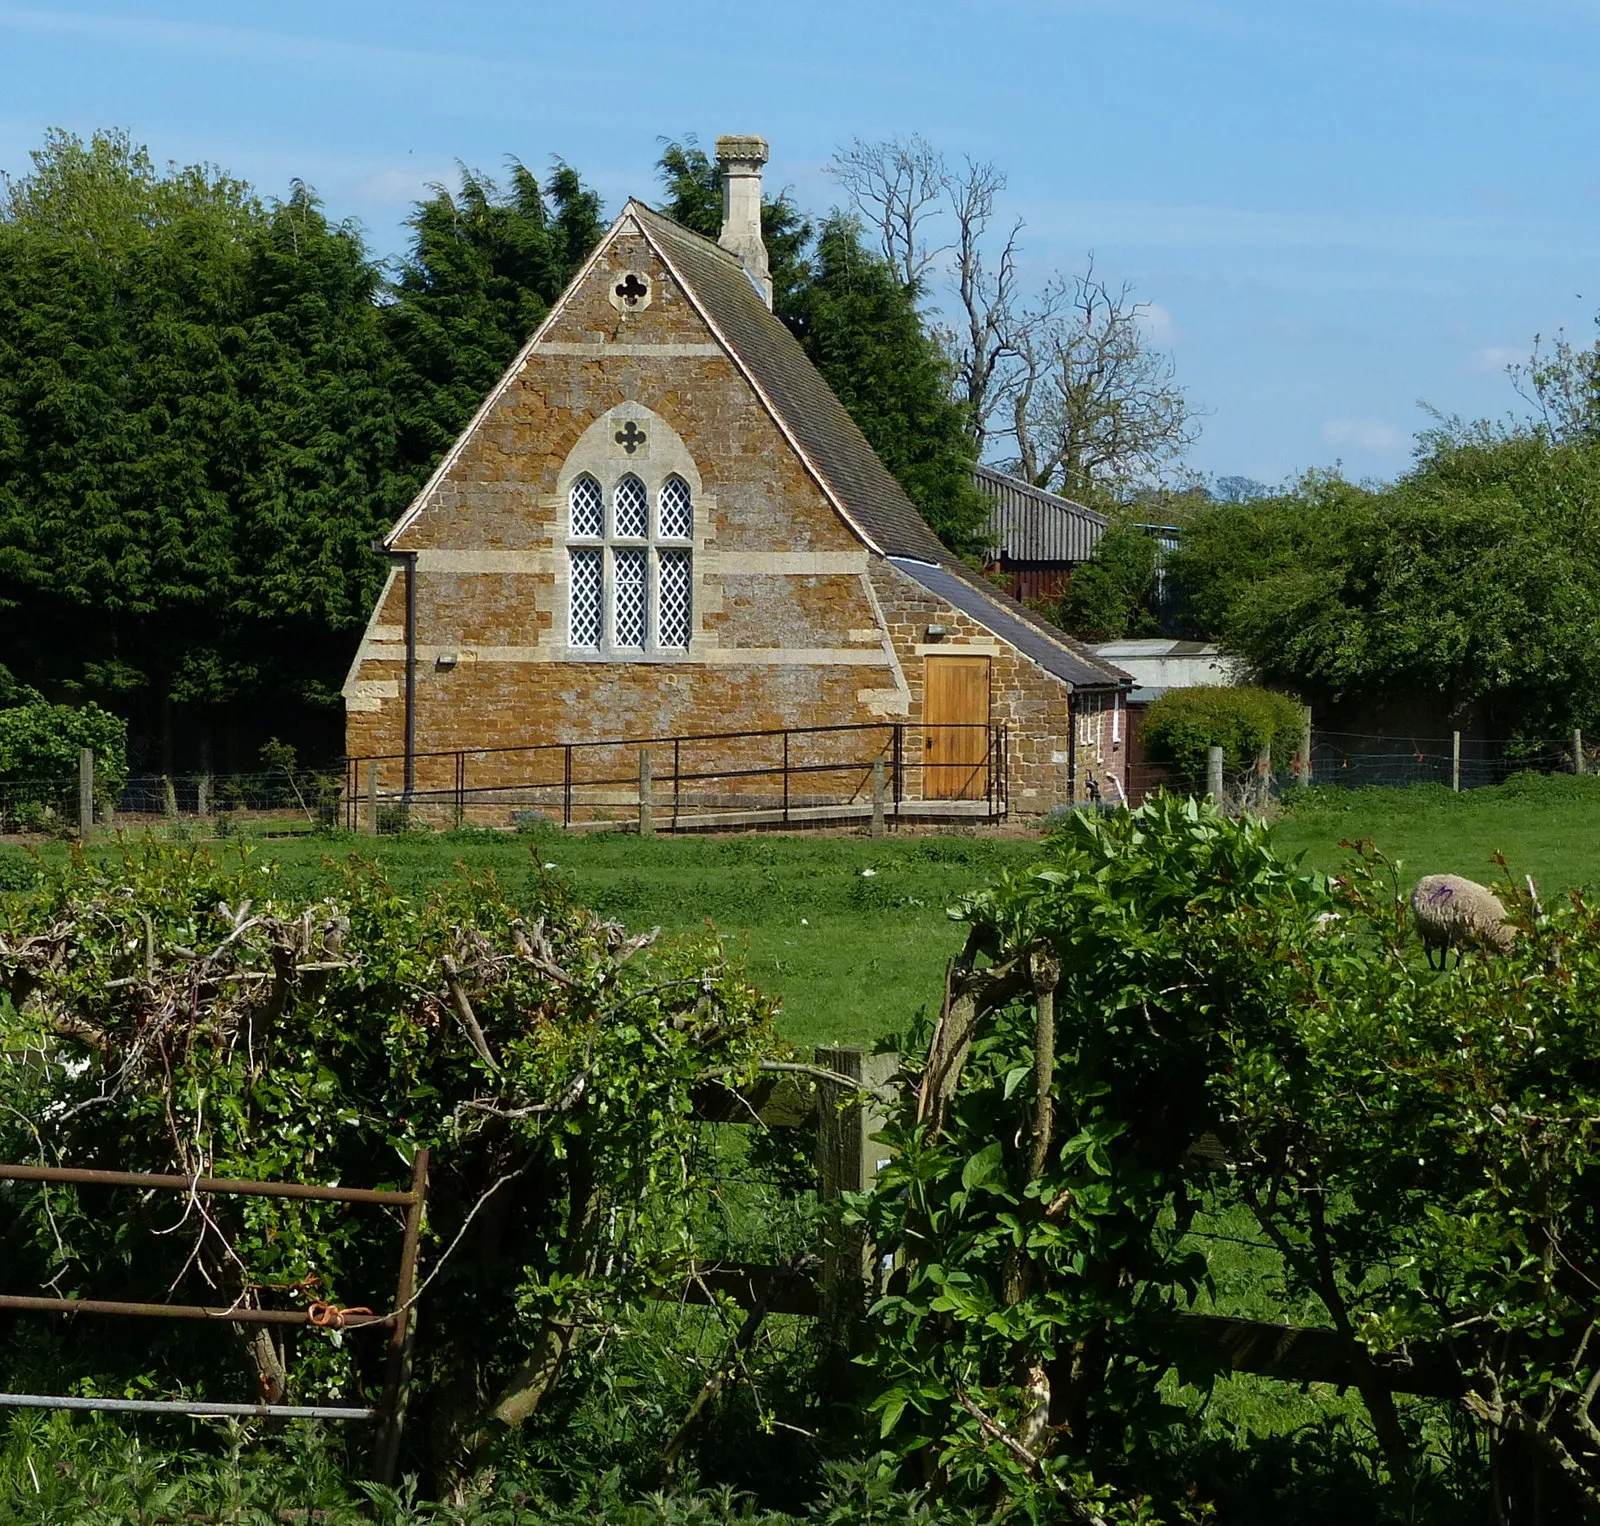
[925, 624, 947, 641]
[436, 651, 459, 669]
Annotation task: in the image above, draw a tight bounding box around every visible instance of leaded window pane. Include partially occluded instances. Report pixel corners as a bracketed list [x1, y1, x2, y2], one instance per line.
[657, 549, 692, 648]
[658, 475, 693, 539]
[613, 548, 647, 647]
[568, 548, 602, 646]
[613, 474, 647, 538]
[570, 474, 603, 538]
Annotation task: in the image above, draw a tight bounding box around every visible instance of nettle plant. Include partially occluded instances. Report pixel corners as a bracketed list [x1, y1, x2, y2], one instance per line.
[0, 840, 778, 1483]
[858, 798, 1600, 1523]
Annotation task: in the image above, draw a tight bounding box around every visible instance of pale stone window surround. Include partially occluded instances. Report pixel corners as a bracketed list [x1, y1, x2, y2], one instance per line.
[557, 402, 706, 662]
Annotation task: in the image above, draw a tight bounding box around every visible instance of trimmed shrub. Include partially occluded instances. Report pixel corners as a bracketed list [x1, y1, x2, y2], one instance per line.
[1141, 684, 1304, 778]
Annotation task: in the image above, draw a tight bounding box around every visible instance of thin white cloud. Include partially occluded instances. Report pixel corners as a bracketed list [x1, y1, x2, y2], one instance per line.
[1137, 301, 1177, 342]
[0, 5, 501, 83]
[1469, 345, 1522, 375]
[1324, 419, 1409, 455]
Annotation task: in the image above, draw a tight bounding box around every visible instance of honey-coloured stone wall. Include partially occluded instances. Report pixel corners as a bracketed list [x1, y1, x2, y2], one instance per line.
[344, 211, 1121, 820]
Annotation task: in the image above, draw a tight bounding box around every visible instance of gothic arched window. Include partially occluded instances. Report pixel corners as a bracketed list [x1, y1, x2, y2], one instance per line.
[566, 470, 694, 652]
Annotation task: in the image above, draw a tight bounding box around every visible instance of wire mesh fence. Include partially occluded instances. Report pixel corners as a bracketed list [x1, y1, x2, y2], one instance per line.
[1307, 731, 1576, 791]
[0, 768, 342, 836]
[1128, 728, 1589, 810]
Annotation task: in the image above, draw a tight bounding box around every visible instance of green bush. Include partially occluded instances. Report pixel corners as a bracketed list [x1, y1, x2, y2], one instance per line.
[1141, 684, 1304, 778]
[0, 700, 128, 799]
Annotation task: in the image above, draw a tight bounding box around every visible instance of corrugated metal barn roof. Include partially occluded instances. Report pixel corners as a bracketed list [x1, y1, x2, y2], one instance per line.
[975, 465, 1107, 565]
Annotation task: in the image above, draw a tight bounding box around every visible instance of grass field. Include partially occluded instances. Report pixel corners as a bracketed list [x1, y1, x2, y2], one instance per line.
[6, 771, 1600, 1052]
[1273, 772, 1600, 891]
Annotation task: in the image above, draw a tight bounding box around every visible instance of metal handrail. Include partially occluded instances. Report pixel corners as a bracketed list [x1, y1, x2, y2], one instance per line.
[346, 719, 1009, 832]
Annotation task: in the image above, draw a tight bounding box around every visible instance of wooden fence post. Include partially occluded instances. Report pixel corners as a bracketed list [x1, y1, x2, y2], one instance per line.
[77, 748, 94, 837]
[1451, 731, 1461, 792]
[366, 761, 379, 836]
[162, 775, 179, 819]
[1574, 729, 1586, 776]
[1254, 746, 1271, 811]
[1206, 746, 1224, 806]
[870, 760, 886, 839]
[815, 1045, 899, 1316]
[1297, 707, 1313, 783]
[370, 1147, 429, 1488]
[638, 750, 654, 838]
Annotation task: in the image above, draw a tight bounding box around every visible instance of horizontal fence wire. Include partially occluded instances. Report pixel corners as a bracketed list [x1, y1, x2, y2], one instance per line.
[1128, 728, 1587, 807]
[0, 769, 342, 834]
[1308, 731, 1571, 791]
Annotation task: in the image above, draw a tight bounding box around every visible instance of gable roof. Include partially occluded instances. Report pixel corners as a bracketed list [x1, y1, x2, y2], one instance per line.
[974, 464, 1107, 565]
[627, 202, 951, 564]
[383, 197, 1129, 690]
[628, 207, 1128, 691]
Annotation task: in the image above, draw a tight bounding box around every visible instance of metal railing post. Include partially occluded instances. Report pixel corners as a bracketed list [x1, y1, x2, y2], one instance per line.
[783, 731, 790, 824]
[893, 724, 903, 819]
[454, 751, 465, 831]
[563, 745, 573, 829]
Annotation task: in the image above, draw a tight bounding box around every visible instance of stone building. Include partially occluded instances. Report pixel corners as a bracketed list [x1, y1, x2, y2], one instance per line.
[343, 137, 1130, 823]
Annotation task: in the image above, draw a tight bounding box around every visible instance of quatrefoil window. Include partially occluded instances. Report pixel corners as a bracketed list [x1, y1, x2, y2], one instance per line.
[609, 270, 653, 313]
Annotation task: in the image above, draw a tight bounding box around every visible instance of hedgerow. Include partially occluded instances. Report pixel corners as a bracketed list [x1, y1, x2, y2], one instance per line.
[0, 840, 784, 1492]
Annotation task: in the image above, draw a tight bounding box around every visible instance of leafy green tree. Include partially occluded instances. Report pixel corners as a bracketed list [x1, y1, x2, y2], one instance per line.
[1169, 435, 1600, 738]
[1055, 522, 1161, 639]
[384, 160, 604, 476]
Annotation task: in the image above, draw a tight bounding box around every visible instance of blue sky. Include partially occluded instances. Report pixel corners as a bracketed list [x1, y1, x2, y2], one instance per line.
[1, 0, 1594, 487]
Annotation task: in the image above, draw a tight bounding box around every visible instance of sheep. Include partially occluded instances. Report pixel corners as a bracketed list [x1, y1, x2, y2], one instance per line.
[1410, 873, 1517, 969]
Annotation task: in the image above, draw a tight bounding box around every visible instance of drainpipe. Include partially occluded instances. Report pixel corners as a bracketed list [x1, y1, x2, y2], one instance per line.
[402, 552, 417, 800]
[1067, 690, 1079, 804]
[372, 542, 419, 801]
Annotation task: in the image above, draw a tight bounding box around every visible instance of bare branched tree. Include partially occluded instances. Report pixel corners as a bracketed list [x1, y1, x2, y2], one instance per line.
[828, 137, 1199, 497]
[827, 134, 948, 288]
[945, 157, 1030, 456]
[1001, 258, 1198, 502]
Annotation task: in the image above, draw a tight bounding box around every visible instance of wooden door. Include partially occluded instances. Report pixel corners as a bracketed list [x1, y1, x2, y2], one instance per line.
[924, 656, 992, 800]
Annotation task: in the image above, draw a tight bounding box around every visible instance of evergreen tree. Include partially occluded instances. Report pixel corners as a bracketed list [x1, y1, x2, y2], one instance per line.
[385, 161, 604, 478]
[0, 132, 400, 767]
[789, 217, 987, 553]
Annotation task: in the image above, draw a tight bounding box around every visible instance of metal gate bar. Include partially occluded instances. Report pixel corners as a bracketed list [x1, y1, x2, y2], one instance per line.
[0, 1393, 377, 1421]
[0, 1150, 429, 1485]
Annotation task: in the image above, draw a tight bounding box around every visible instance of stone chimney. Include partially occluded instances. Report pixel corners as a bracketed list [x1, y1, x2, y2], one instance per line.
[715, 135, 771, 308]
